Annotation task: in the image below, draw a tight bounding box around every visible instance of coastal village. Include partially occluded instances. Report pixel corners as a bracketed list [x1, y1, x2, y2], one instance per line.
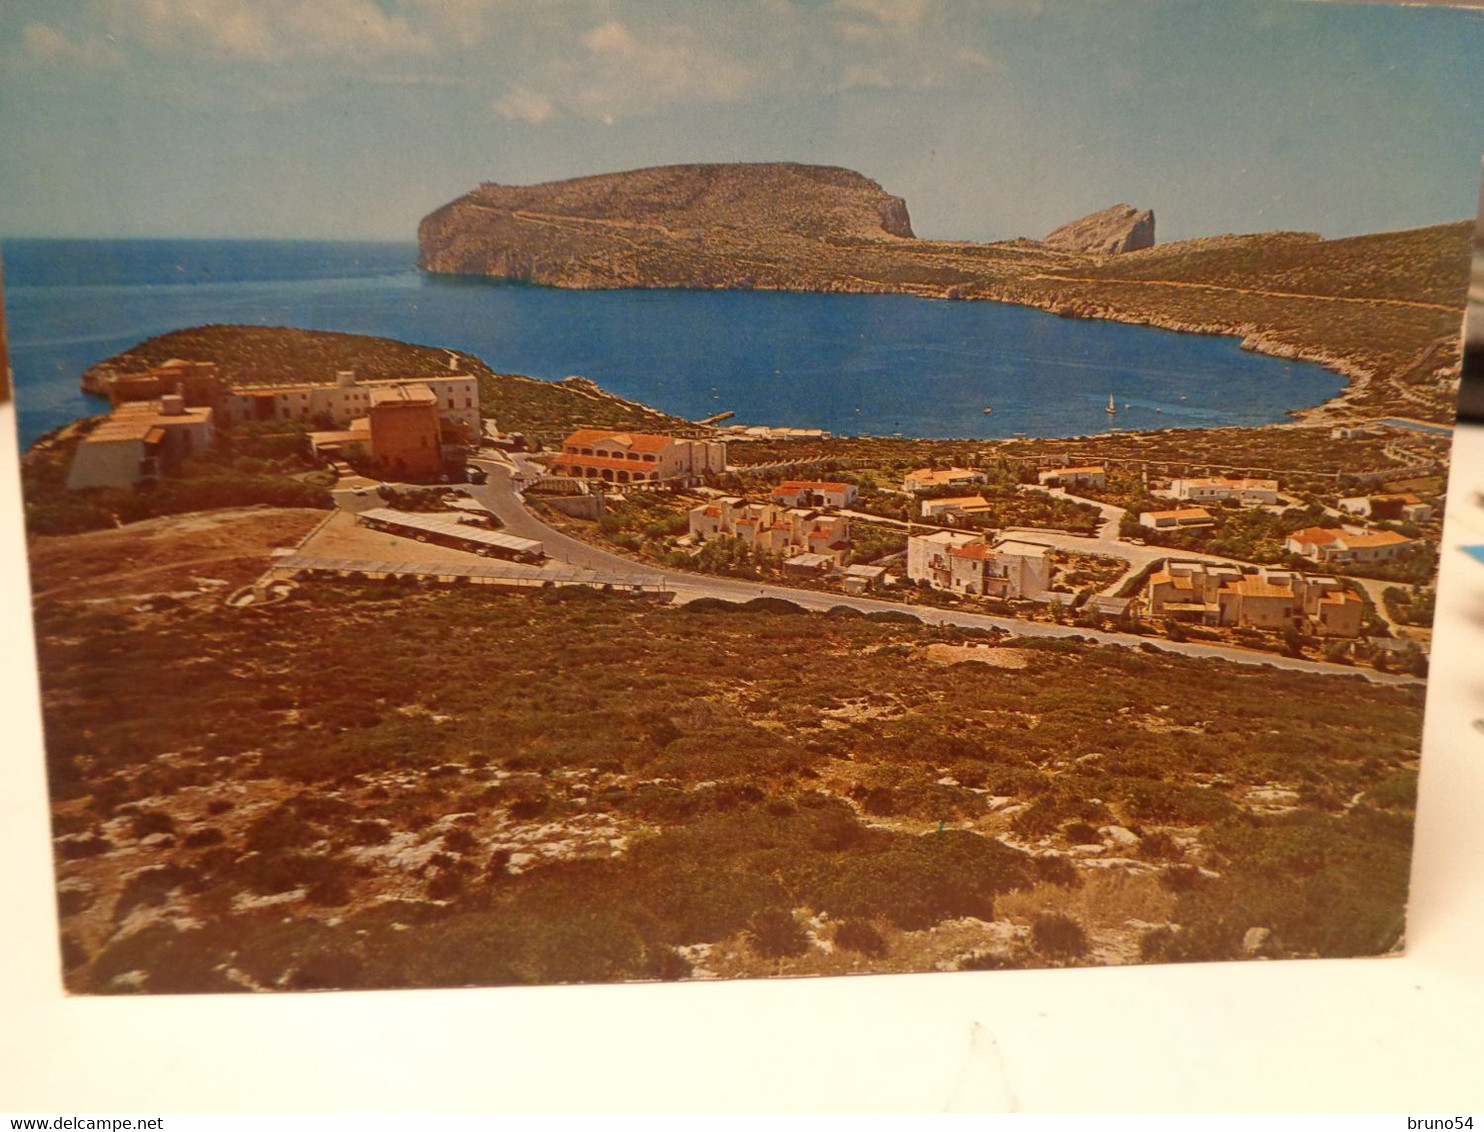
[19, 314, 1443, 991]
[42, 343, 1444, 675]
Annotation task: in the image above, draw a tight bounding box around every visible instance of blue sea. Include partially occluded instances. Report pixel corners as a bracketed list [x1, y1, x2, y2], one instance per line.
[2, 238, 1346, 449]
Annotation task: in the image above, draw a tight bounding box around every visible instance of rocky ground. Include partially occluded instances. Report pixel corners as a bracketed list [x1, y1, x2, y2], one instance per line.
[29, 542, 1422, 993]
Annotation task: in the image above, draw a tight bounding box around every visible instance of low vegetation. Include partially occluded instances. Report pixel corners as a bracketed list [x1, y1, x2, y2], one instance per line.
[39, 577, 1422, 992]
[21, 417, 333, 537]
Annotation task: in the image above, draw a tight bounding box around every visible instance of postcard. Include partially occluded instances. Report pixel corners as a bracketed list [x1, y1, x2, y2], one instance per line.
[1, 0, 1478, 995]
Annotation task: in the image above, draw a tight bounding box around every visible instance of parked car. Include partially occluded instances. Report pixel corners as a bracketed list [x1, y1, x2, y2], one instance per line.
[466, 465, 489, 485]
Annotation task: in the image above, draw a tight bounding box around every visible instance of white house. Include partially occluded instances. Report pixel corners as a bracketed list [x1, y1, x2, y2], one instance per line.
[1138, 507, 1217, 531]
[907, 531, 1049, 599]
[67, 396, 216, 491]
[769, 480, 859, 508]
[1038, 466, 1107, 490]
[904, 466, 987, 493]
[1166, 476, 1280, 506]
[920, 495, 994, 521]
[1285, 526, 1416, 565]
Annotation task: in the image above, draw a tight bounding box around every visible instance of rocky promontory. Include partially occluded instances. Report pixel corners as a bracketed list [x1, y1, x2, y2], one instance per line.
[418, 163, 1472, 423]
[1043, 203, 1155, 255]
[418, 162, 915, 288]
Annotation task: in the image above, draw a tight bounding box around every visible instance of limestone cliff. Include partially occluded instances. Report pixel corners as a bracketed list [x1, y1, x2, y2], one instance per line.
[418, 162, 914, 288]
[417, 162, 1468, 424]
[1043, 204, 1156, 255]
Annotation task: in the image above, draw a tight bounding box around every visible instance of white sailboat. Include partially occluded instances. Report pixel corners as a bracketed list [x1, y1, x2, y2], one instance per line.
[1104, 393, 1116, 415]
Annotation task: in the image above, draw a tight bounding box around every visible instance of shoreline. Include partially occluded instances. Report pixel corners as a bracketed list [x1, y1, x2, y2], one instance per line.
[412, 266, 1446, 429]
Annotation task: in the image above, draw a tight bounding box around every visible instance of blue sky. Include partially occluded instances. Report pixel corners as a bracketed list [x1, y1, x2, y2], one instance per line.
[1, 0, 1481, 243]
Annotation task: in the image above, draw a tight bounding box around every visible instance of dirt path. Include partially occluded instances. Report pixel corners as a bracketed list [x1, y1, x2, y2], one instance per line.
[30, 554, 274, 601]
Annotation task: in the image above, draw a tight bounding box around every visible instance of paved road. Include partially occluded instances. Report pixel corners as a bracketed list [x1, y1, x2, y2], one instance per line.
[461, 456, 1421, 687]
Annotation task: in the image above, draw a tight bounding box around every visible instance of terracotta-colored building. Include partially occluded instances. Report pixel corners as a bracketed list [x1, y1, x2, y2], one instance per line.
[555, 430, 727, 485]
[1143, 560, 1367, 637]
[367, 384, 444, 480]
[688, 497, 852, 563]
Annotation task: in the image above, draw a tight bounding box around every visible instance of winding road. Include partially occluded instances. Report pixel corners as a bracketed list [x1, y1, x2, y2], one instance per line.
[459, 454, 1421, 687]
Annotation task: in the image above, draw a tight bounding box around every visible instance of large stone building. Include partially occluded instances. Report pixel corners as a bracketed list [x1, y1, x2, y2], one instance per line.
[222, 369, 481, 438]
[906, 531, 1050, 599]
[555, 430, 727, 485]
[689, 497, 851, 563]
[67, 395, 216, 491]
[364, 384, 446, 480]
[1144, 560, 1365, 637]
[303, 379, 475, 480]
[88, 357, 483, 483]
[93, 358, 225, 408]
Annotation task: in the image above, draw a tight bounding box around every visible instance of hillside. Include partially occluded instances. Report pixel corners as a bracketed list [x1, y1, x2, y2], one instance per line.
[419, 164, 1472, 422]
[39, 577, 1420, 991]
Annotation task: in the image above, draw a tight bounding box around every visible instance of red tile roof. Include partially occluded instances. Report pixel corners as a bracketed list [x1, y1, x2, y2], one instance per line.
[1289, 526, 1341, 546]
[775, 480, 852, 492]
[564, 429, 675, 453]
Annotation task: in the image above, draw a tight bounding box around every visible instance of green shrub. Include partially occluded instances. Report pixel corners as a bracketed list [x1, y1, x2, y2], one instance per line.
[833, 919, 889, 957]
[58, 835, 112, 860]
[1137, 830, 1183, 861]
[1364, 771, 1418, 811]
[1159, 864, 1205, 894]
[348, 820, 392, 846]
[748, 908, 810, 958]
[1032, 912, 1089, 959]
[129, 811, 176, 839]
[1033, 854, 1081, 888]
[113, 864, 199, 918]
[811, 830, 1033, 930]
[1121, 779, 1236, 824]
[640, 947, 693, 981]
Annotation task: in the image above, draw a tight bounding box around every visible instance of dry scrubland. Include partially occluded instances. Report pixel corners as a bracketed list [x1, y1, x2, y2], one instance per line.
[734, 425, 1451, 488]
[40, 573, 1420, 992]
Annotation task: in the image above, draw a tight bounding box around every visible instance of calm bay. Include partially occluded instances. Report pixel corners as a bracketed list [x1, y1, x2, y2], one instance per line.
[2, 238, 1346, 449]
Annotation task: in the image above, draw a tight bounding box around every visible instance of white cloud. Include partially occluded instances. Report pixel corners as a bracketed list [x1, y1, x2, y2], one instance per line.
[492, 85, 556, 123]
[119, 0, 434, 64]
[834, 0, 931, 32]
[482, 17, 755, 124]
[584, 19, 636, 57]
[21, 22, 125, 68]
